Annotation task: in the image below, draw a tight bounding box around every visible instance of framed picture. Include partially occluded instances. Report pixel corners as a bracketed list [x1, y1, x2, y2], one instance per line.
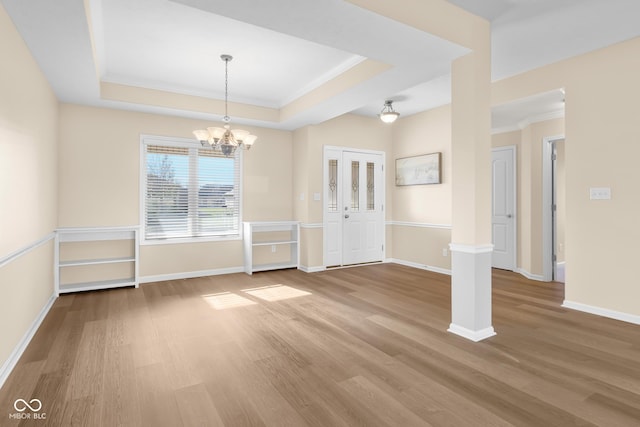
[395, 152, 441, 186]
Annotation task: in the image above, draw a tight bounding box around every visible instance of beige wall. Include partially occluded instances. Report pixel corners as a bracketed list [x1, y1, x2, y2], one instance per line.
[0, 9, 58, 254]
[390, 105, 453, 270]
[392, 106, 452, 224]
[494, 36, 640, 316]
[58, 104, 293, 278]
[562, 38, 640, 315]
[391, 226, 451, 271]
[292, 127, 310, 223]
[0, 4, 58, 373]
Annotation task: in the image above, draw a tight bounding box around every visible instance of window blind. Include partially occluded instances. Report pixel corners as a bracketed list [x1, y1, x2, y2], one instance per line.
[143, 140, 241, 240]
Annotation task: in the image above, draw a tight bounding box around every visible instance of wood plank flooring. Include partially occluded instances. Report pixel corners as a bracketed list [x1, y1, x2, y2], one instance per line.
[2, 264, 640, 426]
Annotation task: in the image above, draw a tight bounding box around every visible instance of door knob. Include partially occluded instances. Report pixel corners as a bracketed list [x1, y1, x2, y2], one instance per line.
[345, 214, 350, 219]
[507, 214, 513, 218]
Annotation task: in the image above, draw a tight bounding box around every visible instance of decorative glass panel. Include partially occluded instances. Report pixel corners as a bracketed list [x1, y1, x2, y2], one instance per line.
[367, 162, 375, 210]
[328, 159, 338, 211]
[351, 161, 359, 211]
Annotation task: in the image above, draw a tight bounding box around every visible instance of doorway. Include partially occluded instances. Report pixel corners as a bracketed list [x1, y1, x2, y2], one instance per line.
[323, 146, 385, 267]
[552, 139, 566, 282]
[543, 135, 566, 281]
[491, 146, 517, 270]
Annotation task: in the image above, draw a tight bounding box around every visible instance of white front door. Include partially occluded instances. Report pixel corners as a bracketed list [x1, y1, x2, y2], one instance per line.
[491, 146, 516, 270]
[324, 147, 384, 267]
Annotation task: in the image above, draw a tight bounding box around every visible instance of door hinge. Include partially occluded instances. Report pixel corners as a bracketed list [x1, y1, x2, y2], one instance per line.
[382, 244, 384, 252]
[553, 254, 557, 262]
[552, 154, 557, 161]
[553, 204, 557, 211]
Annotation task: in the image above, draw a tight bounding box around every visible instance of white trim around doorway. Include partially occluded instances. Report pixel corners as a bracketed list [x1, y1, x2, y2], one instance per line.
[542, 134, 565, 282]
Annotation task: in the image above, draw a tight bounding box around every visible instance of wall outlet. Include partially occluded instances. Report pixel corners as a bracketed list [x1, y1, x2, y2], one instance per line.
[271, 245, 276, 253]
[442, 248, 448, 257]
[313, 192, 321, 201]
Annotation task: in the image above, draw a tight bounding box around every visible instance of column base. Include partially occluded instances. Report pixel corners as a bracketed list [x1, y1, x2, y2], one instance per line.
[448, 324, 496, 342]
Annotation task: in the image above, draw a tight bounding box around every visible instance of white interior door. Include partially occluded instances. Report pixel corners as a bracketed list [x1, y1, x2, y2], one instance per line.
[491, 146, 516, 270]
[324, 147, 384, 267]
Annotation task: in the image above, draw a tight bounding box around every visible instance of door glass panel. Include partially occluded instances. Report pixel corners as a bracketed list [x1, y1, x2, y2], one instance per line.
[366, 162, 375, 210]
[351, 161, 359, 211]
[328, 159, 338, 211]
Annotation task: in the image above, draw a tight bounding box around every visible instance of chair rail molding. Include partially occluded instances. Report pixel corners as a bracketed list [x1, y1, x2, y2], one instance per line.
[0, 232, 56, 268]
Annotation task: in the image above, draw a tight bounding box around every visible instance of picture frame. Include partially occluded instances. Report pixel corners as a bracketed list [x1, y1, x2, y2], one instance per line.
[395, 152, 441, 186]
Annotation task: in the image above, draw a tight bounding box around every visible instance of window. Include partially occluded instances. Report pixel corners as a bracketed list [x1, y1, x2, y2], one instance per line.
[141, 136, 241, 242]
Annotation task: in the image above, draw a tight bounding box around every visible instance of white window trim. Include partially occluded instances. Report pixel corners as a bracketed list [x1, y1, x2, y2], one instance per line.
[139, 134, 243, 245]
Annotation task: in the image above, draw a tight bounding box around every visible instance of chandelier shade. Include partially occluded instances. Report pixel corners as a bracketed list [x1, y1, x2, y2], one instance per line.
[193, 54, 257, 156]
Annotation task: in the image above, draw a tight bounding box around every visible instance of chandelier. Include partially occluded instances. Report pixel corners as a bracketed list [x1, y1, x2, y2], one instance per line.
[379, 100, 400, 123]
[193, 54, 257, 156]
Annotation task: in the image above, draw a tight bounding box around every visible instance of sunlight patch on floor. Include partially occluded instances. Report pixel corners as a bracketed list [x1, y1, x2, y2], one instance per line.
[202, 292, 257, 310]
[242, 284, 312, 302]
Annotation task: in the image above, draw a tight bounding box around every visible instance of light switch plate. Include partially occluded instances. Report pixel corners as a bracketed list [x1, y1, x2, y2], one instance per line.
[313, 192, 321, 201]
[590, 187, 611, 200]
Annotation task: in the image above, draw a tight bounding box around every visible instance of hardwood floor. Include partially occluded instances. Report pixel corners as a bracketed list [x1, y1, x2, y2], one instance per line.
[2, 264, 640, 426]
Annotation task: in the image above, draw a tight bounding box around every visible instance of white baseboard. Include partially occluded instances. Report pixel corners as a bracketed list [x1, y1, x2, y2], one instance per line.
[387, 259, 543, 283]
[562, 300, 640, 326]
[449, 243, 494, 254]
[298, 265, 326, 273]
[448, 324, 496, 342]
[139, 266, 245, 284]
[386, 258, 452, 276]
[0, 293, 57, 390]
[514, 268, 545, 282]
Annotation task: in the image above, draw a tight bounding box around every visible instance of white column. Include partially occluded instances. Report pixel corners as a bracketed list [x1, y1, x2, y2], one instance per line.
[449, 26, 494, 341]
[448, 244, 496, 341]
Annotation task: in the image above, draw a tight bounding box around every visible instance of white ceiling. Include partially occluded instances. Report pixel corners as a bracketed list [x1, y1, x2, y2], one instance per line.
[2, 0, 640, 130]
[491, 89, 565, 133]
